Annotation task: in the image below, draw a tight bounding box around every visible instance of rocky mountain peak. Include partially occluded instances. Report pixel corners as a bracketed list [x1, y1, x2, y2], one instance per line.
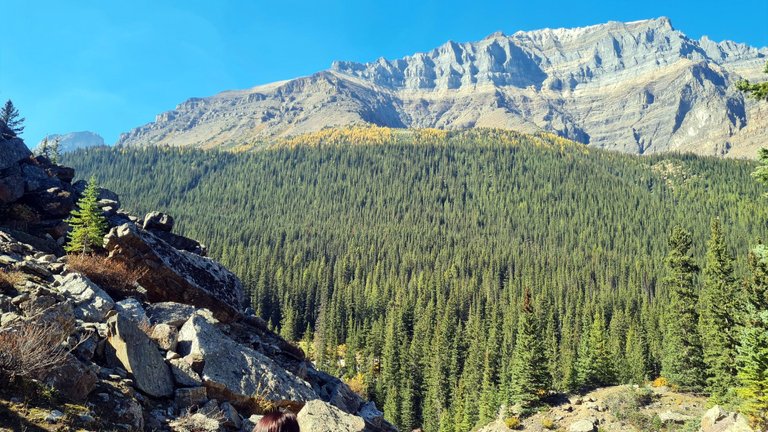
[116, 18, 768, 157]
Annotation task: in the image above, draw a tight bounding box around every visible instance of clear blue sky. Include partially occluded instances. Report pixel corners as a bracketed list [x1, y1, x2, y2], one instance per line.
[1, 0, 766, 146]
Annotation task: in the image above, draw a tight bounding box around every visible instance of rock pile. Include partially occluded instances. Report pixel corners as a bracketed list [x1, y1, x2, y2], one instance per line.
[0, 137, 396, 431]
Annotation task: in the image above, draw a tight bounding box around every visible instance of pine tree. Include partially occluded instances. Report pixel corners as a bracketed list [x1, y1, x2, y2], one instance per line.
[65, 176, 108, 254]
[576, 310, 614, 388]
[0, 100, 24, 137]
[736, 61, 768, 102]
[624, 321, 649, 384]
[698, 219, 739, 401]
[735, 246, 768, 428]
[661, 226, 706, 392]
[509, 288, 549, 412]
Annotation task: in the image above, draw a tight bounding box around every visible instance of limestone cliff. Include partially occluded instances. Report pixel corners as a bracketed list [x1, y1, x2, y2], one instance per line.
[116, 18, 768, 157]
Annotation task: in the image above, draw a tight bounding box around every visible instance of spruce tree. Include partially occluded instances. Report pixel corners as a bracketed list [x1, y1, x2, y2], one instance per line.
[735, 246, 768, 428]
[698, 219, 739, 401]
[0, 100, 24, 137]
[661, 226, 706, 392]
[576, 310, 614, 388]
[509, 288, 549, 412]
[65, 176, 108, 254]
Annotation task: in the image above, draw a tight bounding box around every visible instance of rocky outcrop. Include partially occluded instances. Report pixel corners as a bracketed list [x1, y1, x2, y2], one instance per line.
[177, 312, 317, 412]
[297, 399, 366, 432]
[700, 405, 754, 432]
[116, 18, 768, 158]
[34, 131, 106, 154]
[104, 223, 243, 322]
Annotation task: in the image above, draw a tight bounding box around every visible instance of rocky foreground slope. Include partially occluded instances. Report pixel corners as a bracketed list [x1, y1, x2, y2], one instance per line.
[117, 17, 767, 157]
[0, 121, 395, 431]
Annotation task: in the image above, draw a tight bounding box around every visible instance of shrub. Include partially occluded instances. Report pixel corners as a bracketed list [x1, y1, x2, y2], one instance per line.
[652, 376, 669, 387]
[346, 372, 368, 398]
[0, 270, 24, 292]
[66, 254, 145, 296]
[605, 387, 656, 431]
[504, 416, 521, 429]
[0, 321, 71, 380]
[541, 417, 556, 429]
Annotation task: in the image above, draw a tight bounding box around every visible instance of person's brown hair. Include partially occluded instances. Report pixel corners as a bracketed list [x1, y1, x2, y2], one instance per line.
[253, 411, 300, 432]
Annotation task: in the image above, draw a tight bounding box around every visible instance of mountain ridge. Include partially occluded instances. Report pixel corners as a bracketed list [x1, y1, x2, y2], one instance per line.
[116, 18, 768, 157]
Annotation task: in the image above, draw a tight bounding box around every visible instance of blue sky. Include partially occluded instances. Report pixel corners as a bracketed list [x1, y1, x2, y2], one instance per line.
[1, 0, 766, 146]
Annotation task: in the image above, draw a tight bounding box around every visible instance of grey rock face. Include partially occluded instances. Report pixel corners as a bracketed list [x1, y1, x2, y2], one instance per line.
[700, 405, 755, 432]
[114, 298, 150, 326]
[105, 313, 174, 398]
[116, 18, 768, 158]
[54, 273, 114, 322]
[297, 399, 366, 432]
[0, 138, 32, 171]
[104, 223, 245, 322]
[176, 312, 317, 411]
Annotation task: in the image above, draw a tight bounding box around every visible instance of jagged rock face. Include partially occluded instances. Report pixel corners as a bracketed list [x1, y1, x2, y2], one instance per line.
[116, 17, 768, 157]
[104, 223, 244, 322]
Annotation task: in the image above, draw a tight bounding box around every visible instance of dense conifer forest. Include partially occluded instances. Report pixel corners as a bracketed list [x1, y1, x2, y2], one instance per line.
[63, 128, 768, 431]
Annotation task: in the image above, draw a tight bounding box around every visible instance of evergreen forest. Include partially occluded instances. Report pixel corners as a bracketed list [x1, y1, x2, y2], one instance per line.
[63, 128, 768, 431]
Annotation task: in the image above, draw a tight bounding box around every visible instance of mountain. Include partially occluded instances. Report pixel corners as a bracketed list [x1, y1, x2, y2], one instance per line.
[36, 131, 106, 153]
[116, 17, 767, 157]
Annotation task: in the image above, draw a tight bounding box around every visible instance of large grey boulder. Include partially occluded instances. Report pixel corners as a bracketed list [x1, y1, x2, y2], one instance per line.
[700, 406, 754, 432]
[115, 298, 150, 326]
[105, 313, 174, 398]
[54, 273, 114, 322]
[177, 312, 317, 411]
[297, 399, 366, 432]
[104, 224, 244, 322]
[41, 354, 97, 401]
[143, 211, 174, 232]
[146, 301, 196, 328]
[569, 417, 598, 432]
[0, 137, 31, 171]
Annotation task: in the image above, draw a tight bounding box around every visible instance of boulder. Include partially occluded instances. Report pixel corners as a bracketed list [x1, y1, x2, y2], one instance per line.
[114, 298, 150, 326]
[700, 406, 755, 432]
[219, 402, 242, 429]
[41, 354, 97, 401]
[177, 312, 317, 412]
[297, 399, 366, 432]
[105, 313, 174, 398]
[0, 138, 32, 171]
[174, 386, 208, 408]
[0, 174, 24, 204]
[169, 412, 220, 432]
[169, 357, 203, 387]
[152, 230, 207, 256]
[357, 401, 398, 432]
[659, 410, 694, 424]
[143, 211, 174, 232]
[104, 224, 244, 322]
[568, 417, 597, 432]
[146, 301, 196, 328]
[54, 273, 114, 322]
[150, 323, 178, 351]
[702, 406, 728, 429]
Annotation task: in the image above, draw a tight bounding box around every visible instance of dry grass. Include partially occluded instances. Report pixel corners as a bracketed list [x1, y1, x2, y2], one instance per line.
[0, 322, 71, 381]
[169, 408, 225, 432]
[66, 254, 145, 296]
[0, 270, 24, 292]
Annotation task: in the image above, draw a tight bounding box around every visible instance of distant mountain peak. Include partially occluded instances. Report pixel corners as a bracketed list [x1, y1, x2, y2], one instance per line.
[35, 131, 106, 154]
[117, 18, 768, 158]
